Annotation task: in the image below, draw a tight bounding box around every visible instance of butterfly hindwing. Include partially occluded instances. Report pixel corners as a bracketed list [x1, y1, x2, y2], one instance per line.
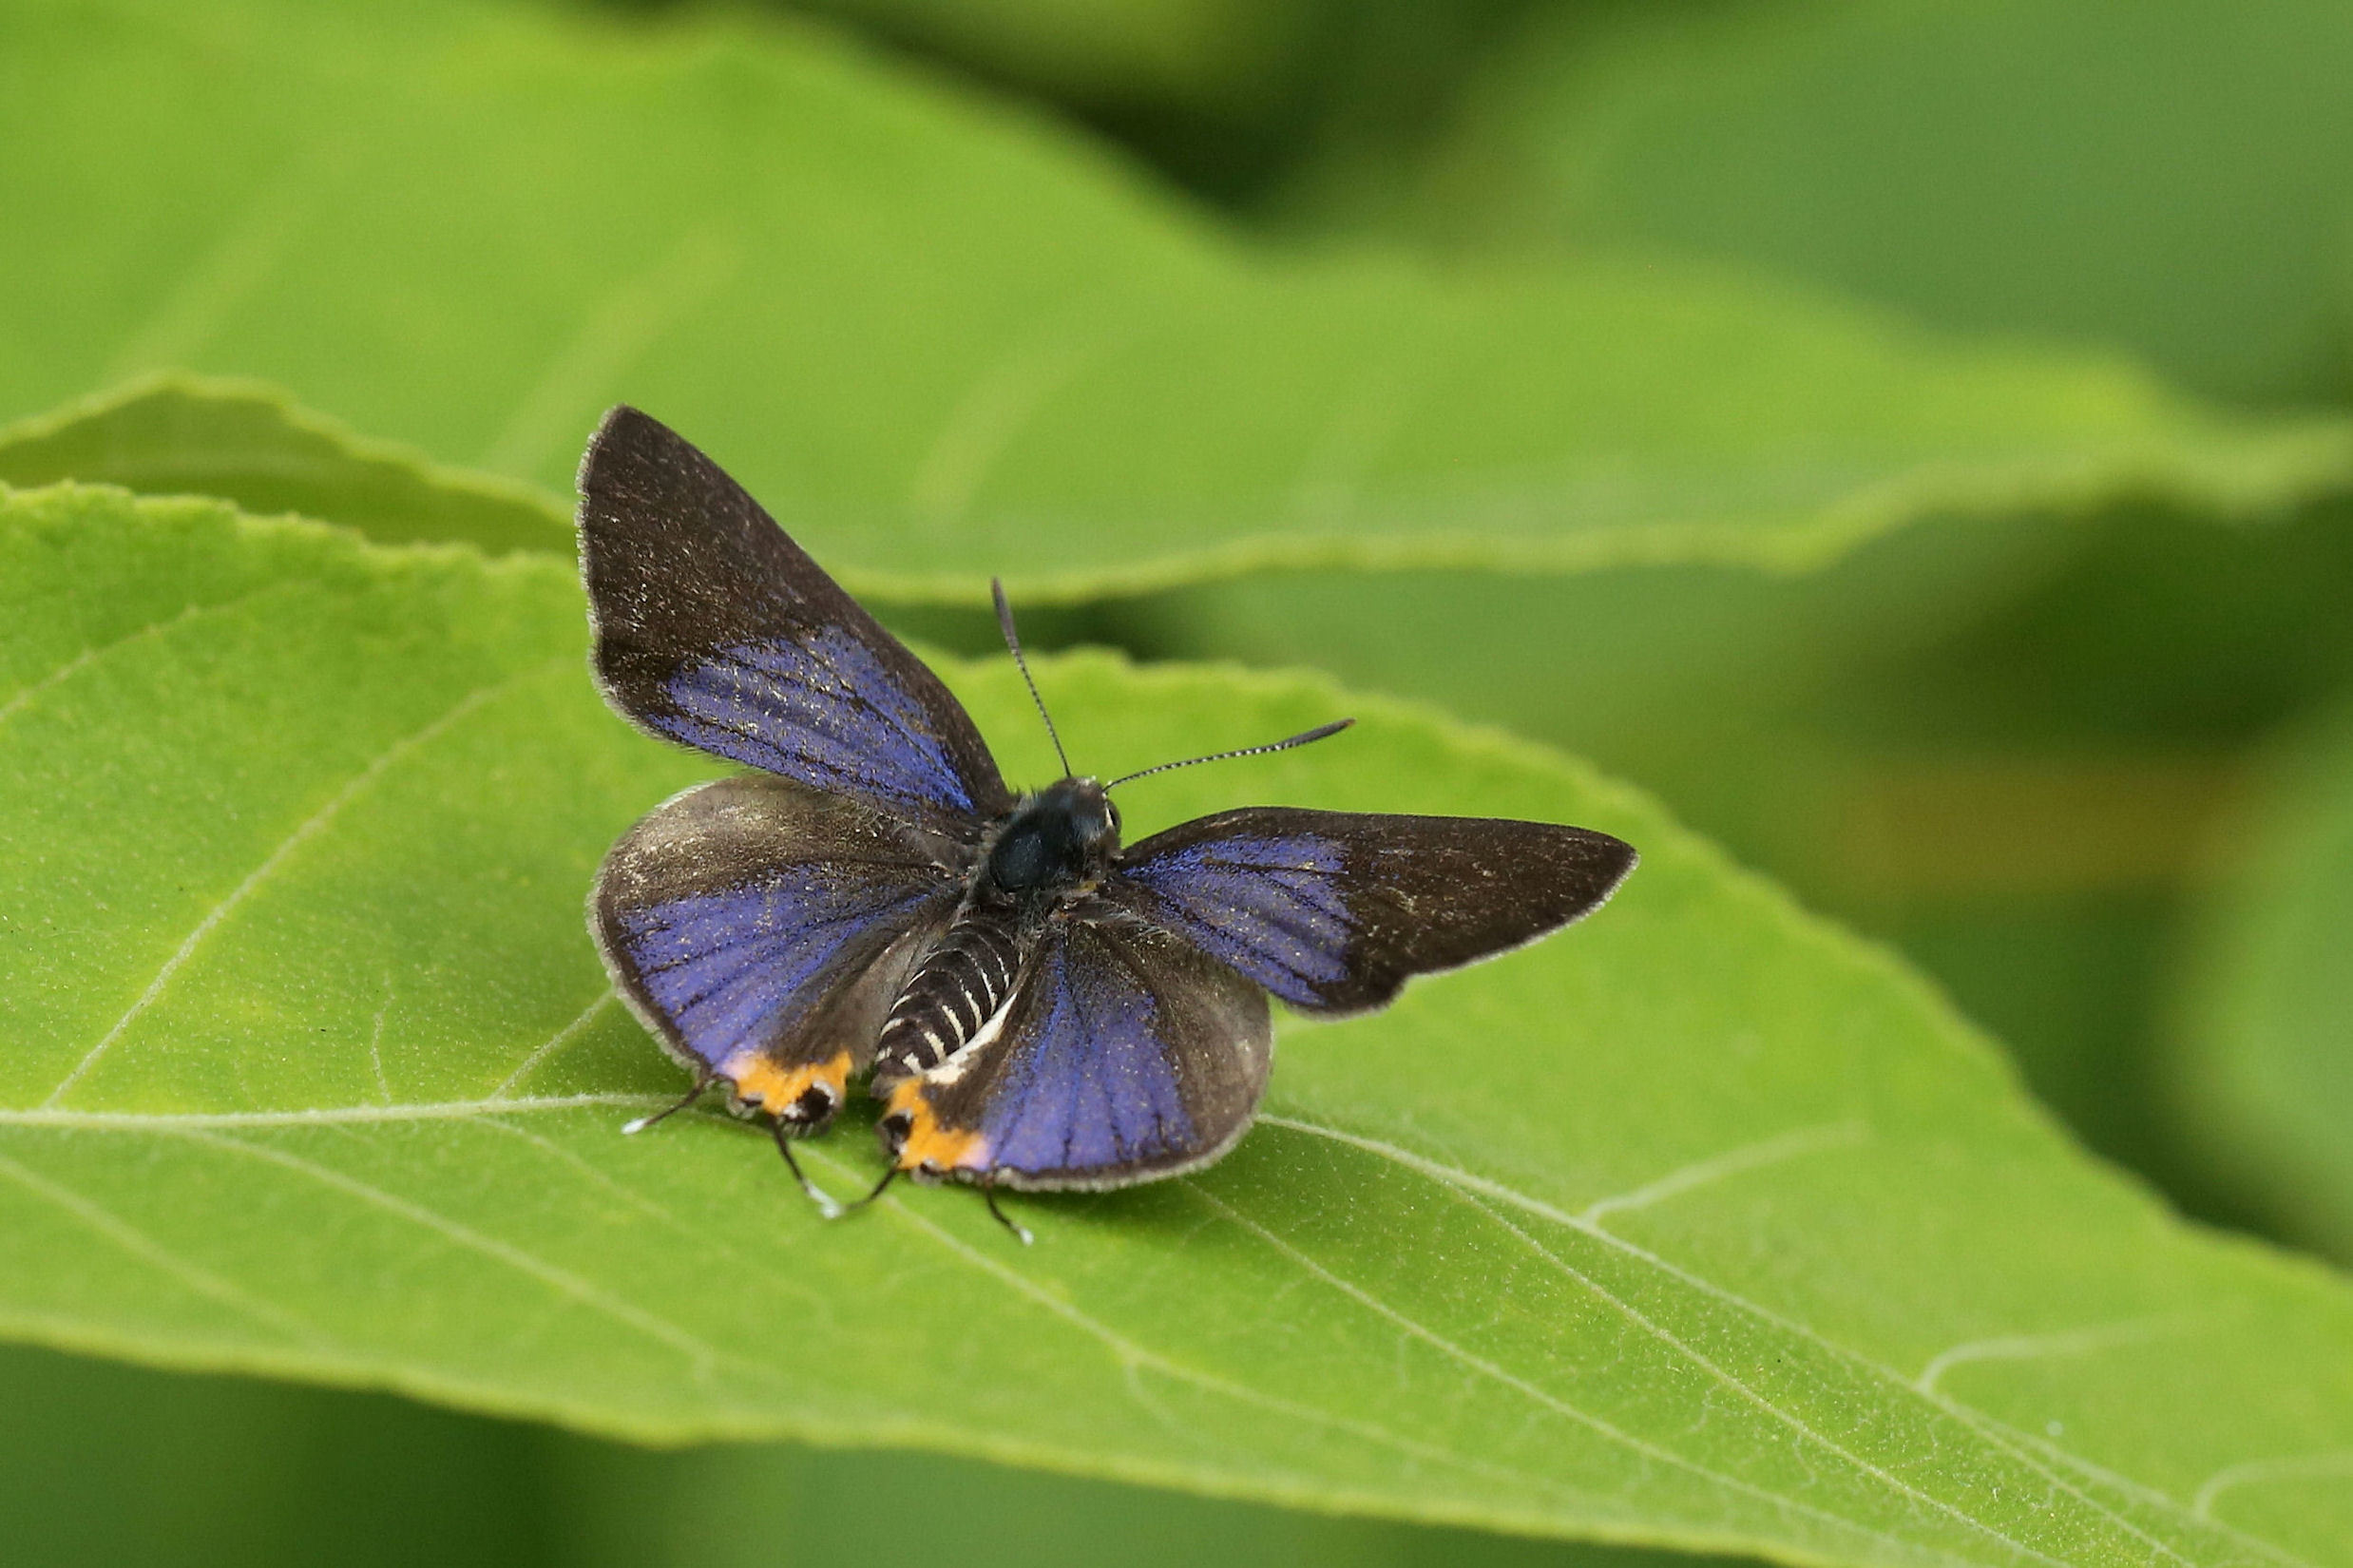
[1104, 808, 1637, 1015]
[578, 406, 1011, 834]
[594, 774, 964, 1118]
[884, 919, 1272, 1190]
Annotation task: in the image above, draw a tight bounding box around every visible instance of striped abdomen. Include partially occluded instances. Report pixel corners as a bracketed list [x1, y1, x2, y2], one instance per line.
[874, 908, 1024, 1080]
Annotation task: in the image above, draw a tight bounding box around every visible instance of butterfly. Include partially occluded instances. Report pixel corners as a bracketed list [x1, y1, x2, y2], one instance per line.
[578, 407, 1637, 1240]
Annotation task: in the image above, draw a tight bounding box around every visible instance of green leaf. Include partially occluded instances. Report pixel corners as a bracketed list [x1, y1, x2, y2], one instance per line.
[2175, 707, 2353, 1265]
[7, 482, 2353, 1566]
[5, 0, 2349, 600]
[0, 375, 568, 552]
[1307, 0, 2353, 406]
[0, 1340, 1733, 1568]
[782, 0, 1315, 120]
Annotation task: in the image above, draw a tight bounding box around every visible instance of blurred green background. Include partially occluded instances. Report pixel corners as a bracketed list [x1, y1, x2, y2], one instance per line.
[10, 0, 2353, 1562]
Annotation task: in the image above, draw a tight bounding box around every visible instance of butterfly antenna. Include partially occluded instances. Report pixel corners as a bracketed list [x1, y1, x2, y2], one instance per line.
[994, 578, 1072, 777]
[1103, 717, 1354, 791]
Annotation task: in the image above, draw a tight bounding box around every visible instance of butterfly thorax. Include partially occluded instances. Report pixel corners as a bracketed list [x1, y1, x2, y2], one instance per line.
[980, 776, 1120, 894]
[870, 778, 1121, 1092]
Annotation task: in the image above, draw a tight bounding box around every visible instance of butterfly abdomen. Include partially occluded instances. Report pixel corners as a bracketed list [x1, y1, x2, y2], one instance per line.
[874, 909, 1024, 1081]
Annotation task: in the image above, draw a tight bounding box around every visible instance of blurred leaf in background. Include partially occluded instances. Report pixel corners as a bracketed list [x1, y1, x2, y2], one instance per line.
[0, 1344, 561, 1568]
[6, 0, 2340, 603]
[1280, 0, 2353, 410]
[2175, 706, 2353, 1261]
[717, 0, 1320, 195]
[632, 0, 1549, 203]
[762, 0, 1312, 122]
[0, 377, 568, 552]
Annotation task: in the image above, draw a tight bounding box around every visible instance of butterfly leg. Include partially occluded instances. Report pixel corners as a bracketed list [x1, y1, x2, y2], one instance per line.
[769, 1119, 844, 1218]
[982, 1176, 1033, 1247]
[621, 1076, 713, 1136]
[838, 1163, 901, 1217]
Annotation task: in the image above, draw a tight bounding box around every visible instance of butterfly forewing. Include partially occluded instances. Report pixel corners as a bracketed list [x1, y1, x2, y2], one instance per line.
[1104, 808, 1637, 1016]
[885, 921, 1272, 1190]
[578, 407, 1010, 834]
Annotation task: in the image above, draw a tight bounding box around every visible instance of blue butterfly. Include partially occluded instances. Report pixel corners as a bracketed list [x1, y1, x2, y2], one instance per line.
[578, 408, 1637, 1239]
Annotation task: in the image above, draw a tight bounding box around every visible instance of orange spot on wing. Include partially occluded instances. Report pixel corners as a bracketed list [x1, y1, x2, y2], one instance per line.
[885, 1079, 989, 1173]
[721, 1047, 851, 1115]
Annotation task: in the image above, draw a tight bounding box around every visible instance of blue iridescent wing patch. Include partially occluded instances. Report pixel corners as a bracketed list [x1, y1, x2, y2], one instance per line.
[1107, 807, 1637, 1016]
[883, 922, 1271, 1190]
[1109, 827, 1350, 1009]
[660, 630, 984, 819]
[579, 407, 1009, 834]
[594, 774, 960, 1116]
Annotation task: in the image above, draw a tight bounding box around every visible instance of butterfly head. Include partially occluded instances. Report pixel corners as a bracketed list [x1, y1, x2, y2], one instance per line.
[986, 777, 1120, 894]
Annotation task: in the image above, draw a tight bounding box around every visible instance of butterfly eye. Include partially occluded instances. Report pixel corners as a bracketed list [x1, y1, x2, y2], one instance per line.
[879, 1109, 914, 1154]
[1105, 800, 1122, 837]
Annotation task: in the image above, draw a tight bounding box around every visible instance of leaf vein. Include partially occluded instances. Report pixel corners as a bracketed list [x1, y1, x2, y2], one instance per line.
[170, 1128, 722, 1380]
[0, 1093, 668, 1130]
[40, 659, 564, 1108]
[1183, 1180, 1993, 1568]
[488, 990, 616, 1100]
[2194, 1453, 2353, 1520]
[0, 584, 290, 729]
[472, 1115, 841, 1334]
[794, 1145, 1618, 1517]
[1913, 1319, 2196, 1397]
[1578, 1120, 1871, 1226]
[0, 1149, 333, 1348]
[1259, 1114, 2276, 1566]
